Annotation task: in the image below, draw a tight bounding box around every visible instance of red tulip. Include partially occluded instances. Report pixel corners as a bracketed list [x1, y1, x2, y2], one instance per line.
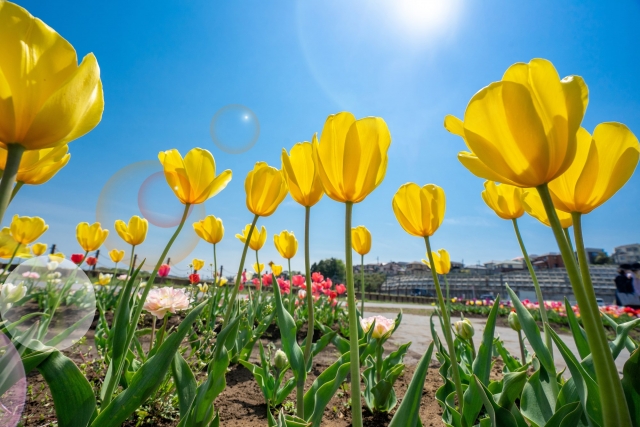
[71, 254, 85, 265]
[335, 284, 346, 295]
[85, 256, 97, 266]
[292, 275, 305, 287]
[189, 273, 200, 284]
[277, 278, 290, 294]
[158, 264, 171, 277]
[311, 272, 324, 283]
[262, 274, 273, 286]
[252, 277, 261, 290]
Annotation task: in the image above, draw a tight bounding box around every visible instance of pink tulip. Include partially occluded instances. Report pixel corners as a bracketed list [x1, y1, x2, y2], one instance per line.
[143, 287, 190, 319]
[158, 264, 171, 278]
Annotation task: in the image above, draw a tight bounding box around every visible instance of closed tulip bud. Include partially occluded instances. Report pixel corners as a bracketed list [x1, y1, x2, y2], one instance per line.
[193, 215, 224, 244]
[85, 256, 97, 266]
[0, 3, 104, 151]
[192, 259, 205, 272]
[281, 140, 324, 207]
[189, 273, 200, 285]
[548, 124, 640, 214]
[158, 148, 232, 205]
[10, 215, 48, 245]
[70, 253, 85, 265]
[158, 264, 171, 278]
[454, 318, 475, 340]
[0, 145, 71, 185]
[522, 190, 572, 228]
[109, 249, 125, 263]
[351, 226, 371, 256]
[115, 215, 148, 246]
[236, 224, 267, 251]
[392, 183, 446, 237]
[445, 58, 588, 188]
[245, 162, 288, 217]
[76, 222, 109, 252]
[274, 349, 288, 370]
[1, 282, 26, 304]
[273, 230, 297, 259]
[31, 242, 47, 256]
[253, 262, 264, 274]
[481, 181, 524, 220]
[314, 112, 391, 204]
[422, 248, 451, 275]
[360, 315, 395, 340]
[269, 262, 282, 276]
[217, 276, 228, 287]
[508, 311, 521, 332]
[197, 283, 209, 294]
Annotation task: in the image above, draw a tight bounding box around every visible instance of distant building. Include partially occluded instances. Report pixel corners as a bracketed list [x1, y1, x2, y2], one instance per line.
[612, 244, 640, 265]
[585, 248, 607, 264]
[353, 263, 380, 274]
[406, 261, 429, 274]
[531, 253, 564, 269]
[484, 259, 525, 272]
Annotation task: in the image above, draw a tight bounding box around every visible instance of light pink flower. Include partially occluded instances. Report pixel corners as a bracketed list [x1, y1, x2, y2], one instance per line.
[360, 315, 395, 339]
[143, 287, 191, 319]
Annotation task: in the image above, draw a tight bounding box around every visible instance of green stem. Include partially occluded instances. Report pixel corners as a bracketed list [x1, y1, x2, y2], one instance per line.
[512, 218, 553, 358]
[156, 316, 169, 347]
[255, 250, 262, 300]
[563, 228, 574, 254]
[571, 211, 631, 426]
[444, 275, 450, 313]
[360, 254, 365, 315]
[223, 214, 259, 325]
[0, 144, 25, 223]
[210, 243, 218, 321]
[127, 245, 136, 278]
[9, 181, 23, 204]
[375, 341, 383, 383]
[288, 258, 294, 314]
[303, 206, 315, 365]
[425, 236, 464, 412]
[150, 316, 157, 351]
[537, 184, 630, 426]
[103, 203, 190, 407]
[345, 202, 363, 427]
[517, 330, 526, 365]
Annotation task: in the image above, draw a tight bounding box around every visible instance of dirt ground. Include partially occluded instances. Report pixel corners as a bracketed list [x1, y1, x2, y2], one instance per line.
[19, 313, 446, 426]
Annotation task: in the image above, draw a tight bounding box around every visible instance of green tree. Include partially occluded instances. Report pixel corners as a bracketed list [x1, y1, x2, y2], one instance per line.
[311, 258, 346, 283]
[354, 272, 386, 292]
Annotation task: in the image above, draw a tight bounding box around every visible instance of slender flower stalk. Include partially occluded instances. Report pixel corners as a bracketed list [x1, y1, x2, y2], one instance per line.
[288, 258, 294, 314]
[517, 330, 526, 365]
[360, 254, 365, 315]
[425, 236, 464, 413]
[223, 215, 259, 325]
[0, 145, 25, 223]
[511, 218, 553, 357]
[443, 275, 451, 312]
[344, 202, 363, 427]
[538, 184, 631, 427]
[302, 207, 314, 364]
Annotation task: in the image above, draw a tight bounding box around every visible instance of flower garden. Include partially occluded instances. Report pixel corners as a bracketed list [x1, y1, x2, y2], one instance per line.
[0, 2, 640, 427]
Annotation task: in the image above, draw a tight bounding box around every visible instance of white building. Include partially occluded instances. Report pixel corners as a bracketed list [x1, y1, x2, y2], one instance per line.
[612, 244, 640, 264]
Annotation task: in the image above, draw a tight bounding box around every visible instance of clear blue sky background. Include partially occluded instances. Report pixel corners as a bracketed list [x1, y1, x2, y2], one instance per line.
[8, 0, 640, 279]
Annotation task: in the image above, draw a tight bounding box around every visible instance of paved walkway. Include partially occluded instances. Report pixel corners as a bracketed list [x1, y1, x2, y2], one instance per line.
[362, 306, 631, 375]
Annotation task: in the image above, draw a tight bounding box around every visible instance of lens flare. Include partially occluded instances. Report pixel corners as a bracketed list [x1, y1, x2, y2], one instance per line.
[0, 332, 26, 427]
[210, 104, 260, 154]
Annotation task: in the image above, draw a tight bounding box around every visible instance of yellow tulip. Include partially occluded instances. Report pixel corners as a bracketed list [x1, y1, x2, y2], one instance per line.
[76, 222, 108, 252]
[217, 276, 228, 287]
[0, 145, 70, 185]
[0, 228, 30, 259]
[548, 124, 640, 214]
[98, 273, 112, 286]
[236, 224, 267, 251]
[197, 283, 209, 294]
[158, 148, 232, 205]
[245, 162, 288, 217]
[253, 262, 264, 274]
[9, 215, 48, 245]
[49, 252, 64, 262]
[392, 183, 446, 237]
[273, 230, 298, 259]
[422, 248, 451, 275]
[314, 112, 391, 203]
[109, 248, 125, 263]
[0, 2, 104, 151]
[31, 242, 47, 256]
[351, 226, 371, 256]
[193, 215, 224, 244]
[281, 139, 324, 207]
[522, 190, 573, 228]
[481, 181, 524, 220]
[270, 262, 283, 276]
[192, 259, 205, 271]
[115, 215, 148, 246]
[445, 58, 588, 188]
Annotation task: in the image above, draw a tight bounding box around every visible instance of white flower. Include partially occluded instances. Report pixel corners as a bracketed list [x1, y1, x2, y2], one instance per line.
[117, 274, 130, 281]
[47, 261, 59, 271]
[1, 282, 27, 304]
[142, 287, 191, 319]
[298, 289, 306, 300]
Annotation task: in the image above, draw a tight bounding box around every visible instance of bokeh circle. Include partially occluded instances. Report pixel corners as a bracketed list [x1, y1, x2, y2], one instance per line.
[96, 160, 205, 270]
[0, 332, 26, 427]
[0, 256, 96, 351]
[210, 104, 260, 154]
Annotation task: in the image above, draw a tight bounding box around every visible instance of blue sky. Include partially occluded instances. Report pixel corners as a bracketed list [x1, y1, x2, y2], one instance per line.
[9, 0, 640, 278]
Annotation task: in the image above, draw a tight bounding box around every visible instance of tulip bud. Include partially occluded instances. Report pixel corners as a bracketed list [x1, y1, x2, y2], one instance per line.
[0, 282, 26, 304]
[274, 349, 288, 370]
[454, 318, 474, 340]
[508, 311, 521, 332]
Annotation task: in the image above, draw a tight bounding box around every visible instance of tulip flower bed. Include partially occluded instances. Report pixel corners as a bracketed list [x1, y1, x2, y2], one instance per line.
[1, 3, 640, 427]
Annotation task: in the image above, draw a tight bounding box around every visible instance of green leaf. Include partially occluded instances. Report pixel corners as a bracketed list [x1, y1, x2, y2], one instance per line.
[622, 347, 640, 427]
[493, 337, 522, 372]
[602, 313, 638, 354]
[92, 301, 207, 427]
[473, 375, 519, 427]
[172, 351, 196, 420]
[388, 341, 435, 427]
[474, 295, 500, 385]
[497, 370, 528, 409]
[506, 286, 555, 376]
[545, 402, 583, 427]
[564, 298, 590, 359]
[520, 362, 556, 427]
[45, 311, 94, 348]
[38, 350, 96, 427]
[303, 351, 352, 427]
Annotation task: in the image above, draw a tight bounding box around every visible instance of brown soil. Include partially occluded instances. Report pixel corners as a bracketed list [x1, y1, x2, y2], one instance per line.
[19, 313, 446, 426]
